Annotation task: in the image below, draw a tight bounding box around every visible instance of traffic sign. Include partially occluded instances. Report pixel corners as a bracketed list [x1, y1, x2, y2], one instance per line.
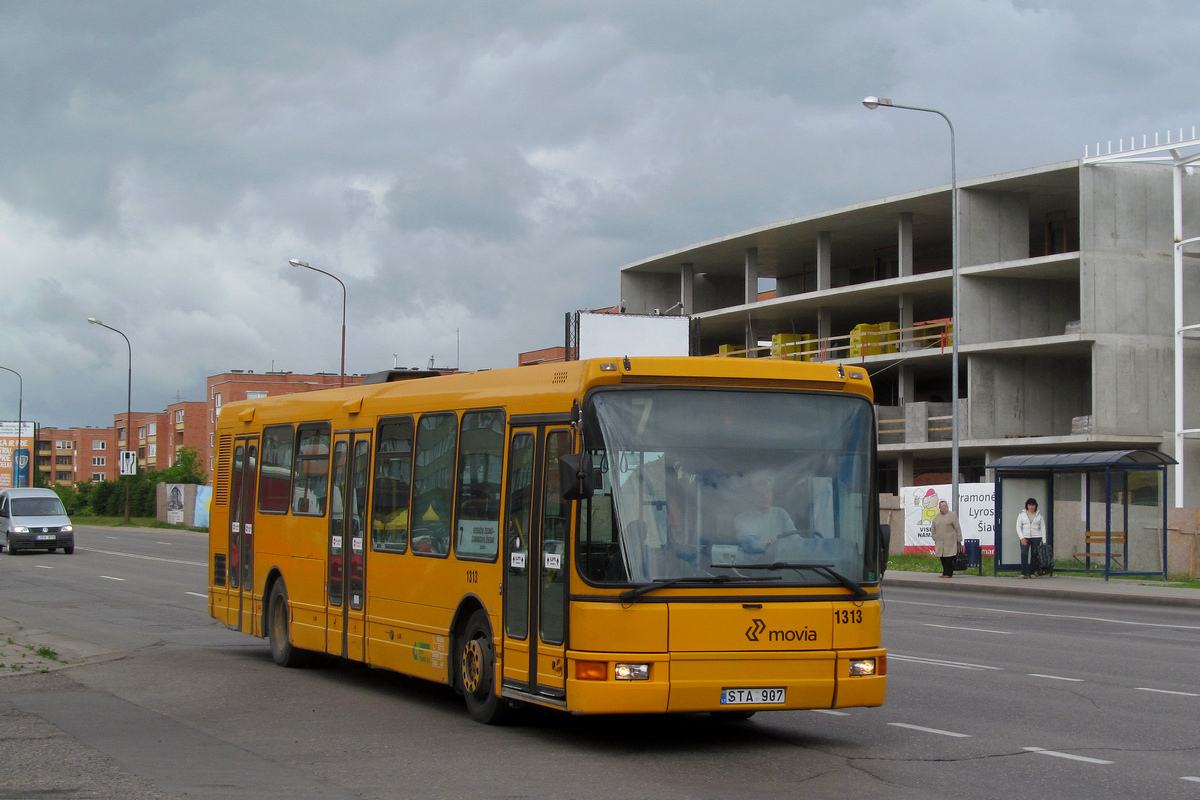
[119, 450, 137, 476]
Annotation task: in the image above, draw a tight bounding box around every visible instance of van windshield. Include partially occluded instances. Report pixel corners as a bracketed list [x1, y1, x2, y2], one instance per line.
[12, 497, 68, 517]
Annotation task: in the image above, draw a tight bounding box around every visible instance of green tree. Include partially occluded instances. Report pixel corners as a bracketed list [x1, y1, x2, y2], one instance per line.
[154, 447, 207, 485]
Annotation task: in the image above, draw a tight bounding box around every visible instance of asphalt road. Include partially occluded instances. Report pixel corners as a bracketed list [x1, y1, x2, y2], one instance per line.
[1, 525, 1197, 799]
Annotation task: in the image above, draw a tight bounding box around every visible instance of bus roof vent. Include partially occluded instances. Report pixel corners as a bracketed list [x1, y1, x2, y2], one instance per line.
[362, 368, 456, 384]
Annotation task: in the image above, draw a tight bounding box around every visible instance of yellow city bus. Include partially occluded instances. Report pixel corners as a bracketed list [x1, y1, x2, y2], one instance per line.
[208, 356, 887, 723]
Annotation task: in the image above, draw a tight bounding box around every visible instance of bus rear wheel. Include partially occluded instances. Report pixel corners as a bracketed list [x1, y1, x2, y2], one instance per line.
[268, 581, 311, 668]
[458, 609, 509, 724]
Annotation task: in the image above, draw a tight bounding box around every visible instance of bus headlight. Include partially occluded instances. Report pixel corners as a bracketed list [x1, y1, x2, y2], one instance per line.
[848, 658, 876, 676]
[614, 663, 650, 681]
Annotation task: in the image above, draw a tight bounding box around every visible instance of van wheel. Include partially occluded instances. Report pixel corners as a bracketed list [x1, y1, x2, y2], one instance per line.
[63, 546, 75, 555]
[458, 609, 509, 724]
[267, 582, 311, 668]
[7, 536, 18, 555]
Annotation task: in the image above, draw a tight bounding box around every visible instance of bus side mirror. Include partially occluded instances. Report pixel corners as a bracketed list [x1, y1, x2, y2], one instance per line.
[559, 453, 595, 501]
[878, 523, 891, 575]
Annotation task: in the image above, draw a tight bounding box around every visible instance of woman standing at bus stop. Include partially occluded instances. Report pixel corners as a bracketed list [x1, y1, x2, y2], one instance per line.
[1016, 498, 1047, 578]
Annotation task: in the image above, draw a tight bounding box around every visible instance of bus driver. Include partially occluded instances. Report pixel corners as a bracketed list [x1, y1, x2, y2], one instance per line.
[735, 474, 796, 555]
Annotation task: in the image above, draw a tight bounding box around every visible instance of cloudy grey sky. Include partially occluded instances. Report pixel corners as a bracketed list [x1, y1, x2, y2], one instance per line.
[3, 1, 1197, 428]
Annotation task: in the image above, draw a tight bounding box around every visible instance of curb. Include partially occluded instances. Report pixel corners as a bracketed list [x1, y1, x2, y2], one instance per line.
[881, 575, 1200, 609]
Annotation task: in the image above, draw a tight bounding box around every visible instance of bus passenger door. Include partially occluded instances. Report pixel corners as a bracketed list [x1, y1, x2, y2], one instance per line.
[327, 432, 371, 661]
[228, 436, 258, 632]
[501, 426, 572, 701]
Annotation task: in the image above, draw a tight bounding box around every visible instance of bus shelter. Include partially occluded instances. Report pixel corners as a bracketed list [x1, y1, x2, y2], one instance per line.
[987, 450, 1175, 581]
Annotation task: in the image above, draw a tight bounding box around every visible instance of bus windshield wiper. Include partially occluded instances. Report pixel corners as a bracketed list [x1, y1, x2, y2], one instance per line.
[735, 562, 869, 600]
[619, 574, 781, 602]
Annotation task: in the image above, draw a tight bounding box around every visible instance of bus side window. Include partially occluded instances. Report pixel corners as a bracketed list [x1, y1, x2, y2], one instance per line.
[292, 423, 331, 516]
[372, 417, 413, 553]
[411, 413, 457, 557]
[454, 409, 504, 561]
[258, 425, 294, 514]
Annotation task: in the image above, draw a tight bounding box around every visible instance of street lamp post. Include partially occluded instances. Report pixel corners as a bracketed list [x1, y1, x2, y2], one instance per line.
[289, 259, 347, 386]
[863, 96, 961, 512]
[88, 317, 133, 523]
[0, 366, 23, 487]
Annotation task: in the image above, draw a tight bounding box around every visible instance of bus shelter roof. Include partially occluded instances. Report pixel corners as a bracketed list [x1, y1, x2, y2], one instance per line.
[988, 449, 1177, 472]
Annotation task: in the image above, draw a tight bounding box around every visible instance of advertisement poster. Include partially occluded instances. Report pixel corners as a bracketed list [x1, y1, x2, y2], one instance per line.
[193, 486, 213, 529]
[0, 422, 35, 489]
[166, 484, 186, 525]
[902, 482, 995, 554]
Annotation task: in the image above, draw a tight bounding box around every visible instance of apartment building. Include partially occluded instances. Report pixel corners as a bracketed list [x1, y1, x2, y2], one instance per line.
[619, 136, 1200, 505]
[35, 426, 118, 486]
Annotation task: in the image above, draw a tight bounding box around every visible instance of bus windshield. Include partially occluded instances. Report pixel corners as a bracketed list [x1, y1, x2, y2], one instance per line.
[578, 388, 877, 588]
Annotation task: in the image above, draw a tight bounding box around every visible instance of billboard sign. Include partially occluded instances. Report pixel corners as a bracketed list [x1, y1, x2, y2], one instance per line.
[902, 482, 995, 554]
[0, 422, 35, 489]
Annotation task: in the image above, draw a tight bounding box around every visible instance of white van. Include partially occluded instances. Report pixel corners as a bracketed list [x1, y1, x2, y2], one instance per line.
[0, 488, 75, 554]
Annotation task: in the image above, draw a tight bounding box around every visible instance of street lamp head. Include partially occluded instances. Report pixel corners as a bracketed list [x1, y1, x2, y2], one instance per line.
[289, 259, 309, 268]
[862, 96, 892, 110]
[87, 317, 102, 325]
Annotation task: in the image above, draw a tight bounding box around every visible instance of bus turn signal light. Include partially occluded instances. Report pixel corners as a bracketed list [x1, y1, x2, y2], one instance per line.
[575, 661, 608, 681]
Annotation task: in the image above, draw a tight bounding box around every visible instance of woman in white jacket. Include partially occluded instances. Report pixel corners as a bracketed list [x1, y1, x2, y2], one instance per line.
[1016, 498, 1047, 578]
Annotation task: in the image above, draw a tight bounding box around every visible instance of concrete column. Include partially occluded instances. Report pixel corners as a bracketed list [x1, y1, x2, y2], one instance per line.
[744, 248, 758, 305]
[899, 293, 915, 351]
[898, 452, 915, 489]
[817, 231, 832, 291]
[898, 212, 913, 277]
[897, 363, 915, 406]
[680, 263, 694, 315]
[817, 306, 832, 345]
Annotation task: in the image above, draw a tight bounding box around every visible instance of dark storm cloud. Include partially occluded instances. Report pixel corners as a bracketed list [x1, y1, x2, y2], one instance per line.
[0, 1, 1197, 427]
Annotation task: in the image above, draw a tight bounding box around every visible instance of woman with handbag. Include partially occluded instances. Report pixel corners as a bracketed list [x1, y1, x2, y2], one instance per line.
[930, 500, 963, 578]
[1016, 497, 1047, 578]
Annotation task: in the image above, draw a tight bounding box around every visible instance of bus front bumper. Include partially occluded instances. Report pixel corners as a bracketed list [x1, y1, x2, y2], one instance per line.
[565, 648, 886, 714]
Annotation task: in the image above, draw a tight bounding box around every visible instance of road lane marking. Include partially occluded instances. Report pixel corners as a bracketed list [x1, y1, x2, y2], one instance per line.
[888, 598, 1200, 631]
[924, 623, 1012, 635]
[1182, 776, 1200, 783]
[1136, 687, 1199, 697]
[889, 653, 1003, 671]
[155, 542, 172, 546]
[185, 592, 207, 599]
[1023, 747, 1113, 764]
[810, 709, 850, 716]
[889, 723, 970, 738]
[99, 575, 126, 582]
[36, 565, 53, 569]
[1029, 674, 1084, 682]
[77, 547, 205, 567]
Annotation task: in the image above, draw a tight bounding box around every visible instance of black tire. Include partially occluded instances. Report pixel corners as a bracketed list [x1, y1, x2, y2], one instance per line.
[63, 545, 75, 555]
[458, 609, 509, 724]
[711, 710, 757, 721]
[7, 536, 18, 555]
[267, 581, 311, 668]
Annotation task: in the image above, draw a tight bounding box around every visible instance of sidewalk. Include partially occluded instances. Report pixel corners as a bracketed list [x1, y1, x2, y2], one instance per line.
[883, 568, 1200, 608]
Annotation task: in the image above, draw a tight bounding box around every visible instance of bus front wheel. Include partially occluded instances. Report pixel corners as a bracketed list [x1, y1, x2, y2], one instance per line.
[268, 581, 310, 668]
[458, 609, 509, 724]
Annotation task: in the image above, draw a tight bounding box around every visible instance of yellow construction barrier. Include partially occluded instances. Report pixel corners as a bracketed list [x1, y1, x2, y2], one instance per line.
[770, 333, 816, 361]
